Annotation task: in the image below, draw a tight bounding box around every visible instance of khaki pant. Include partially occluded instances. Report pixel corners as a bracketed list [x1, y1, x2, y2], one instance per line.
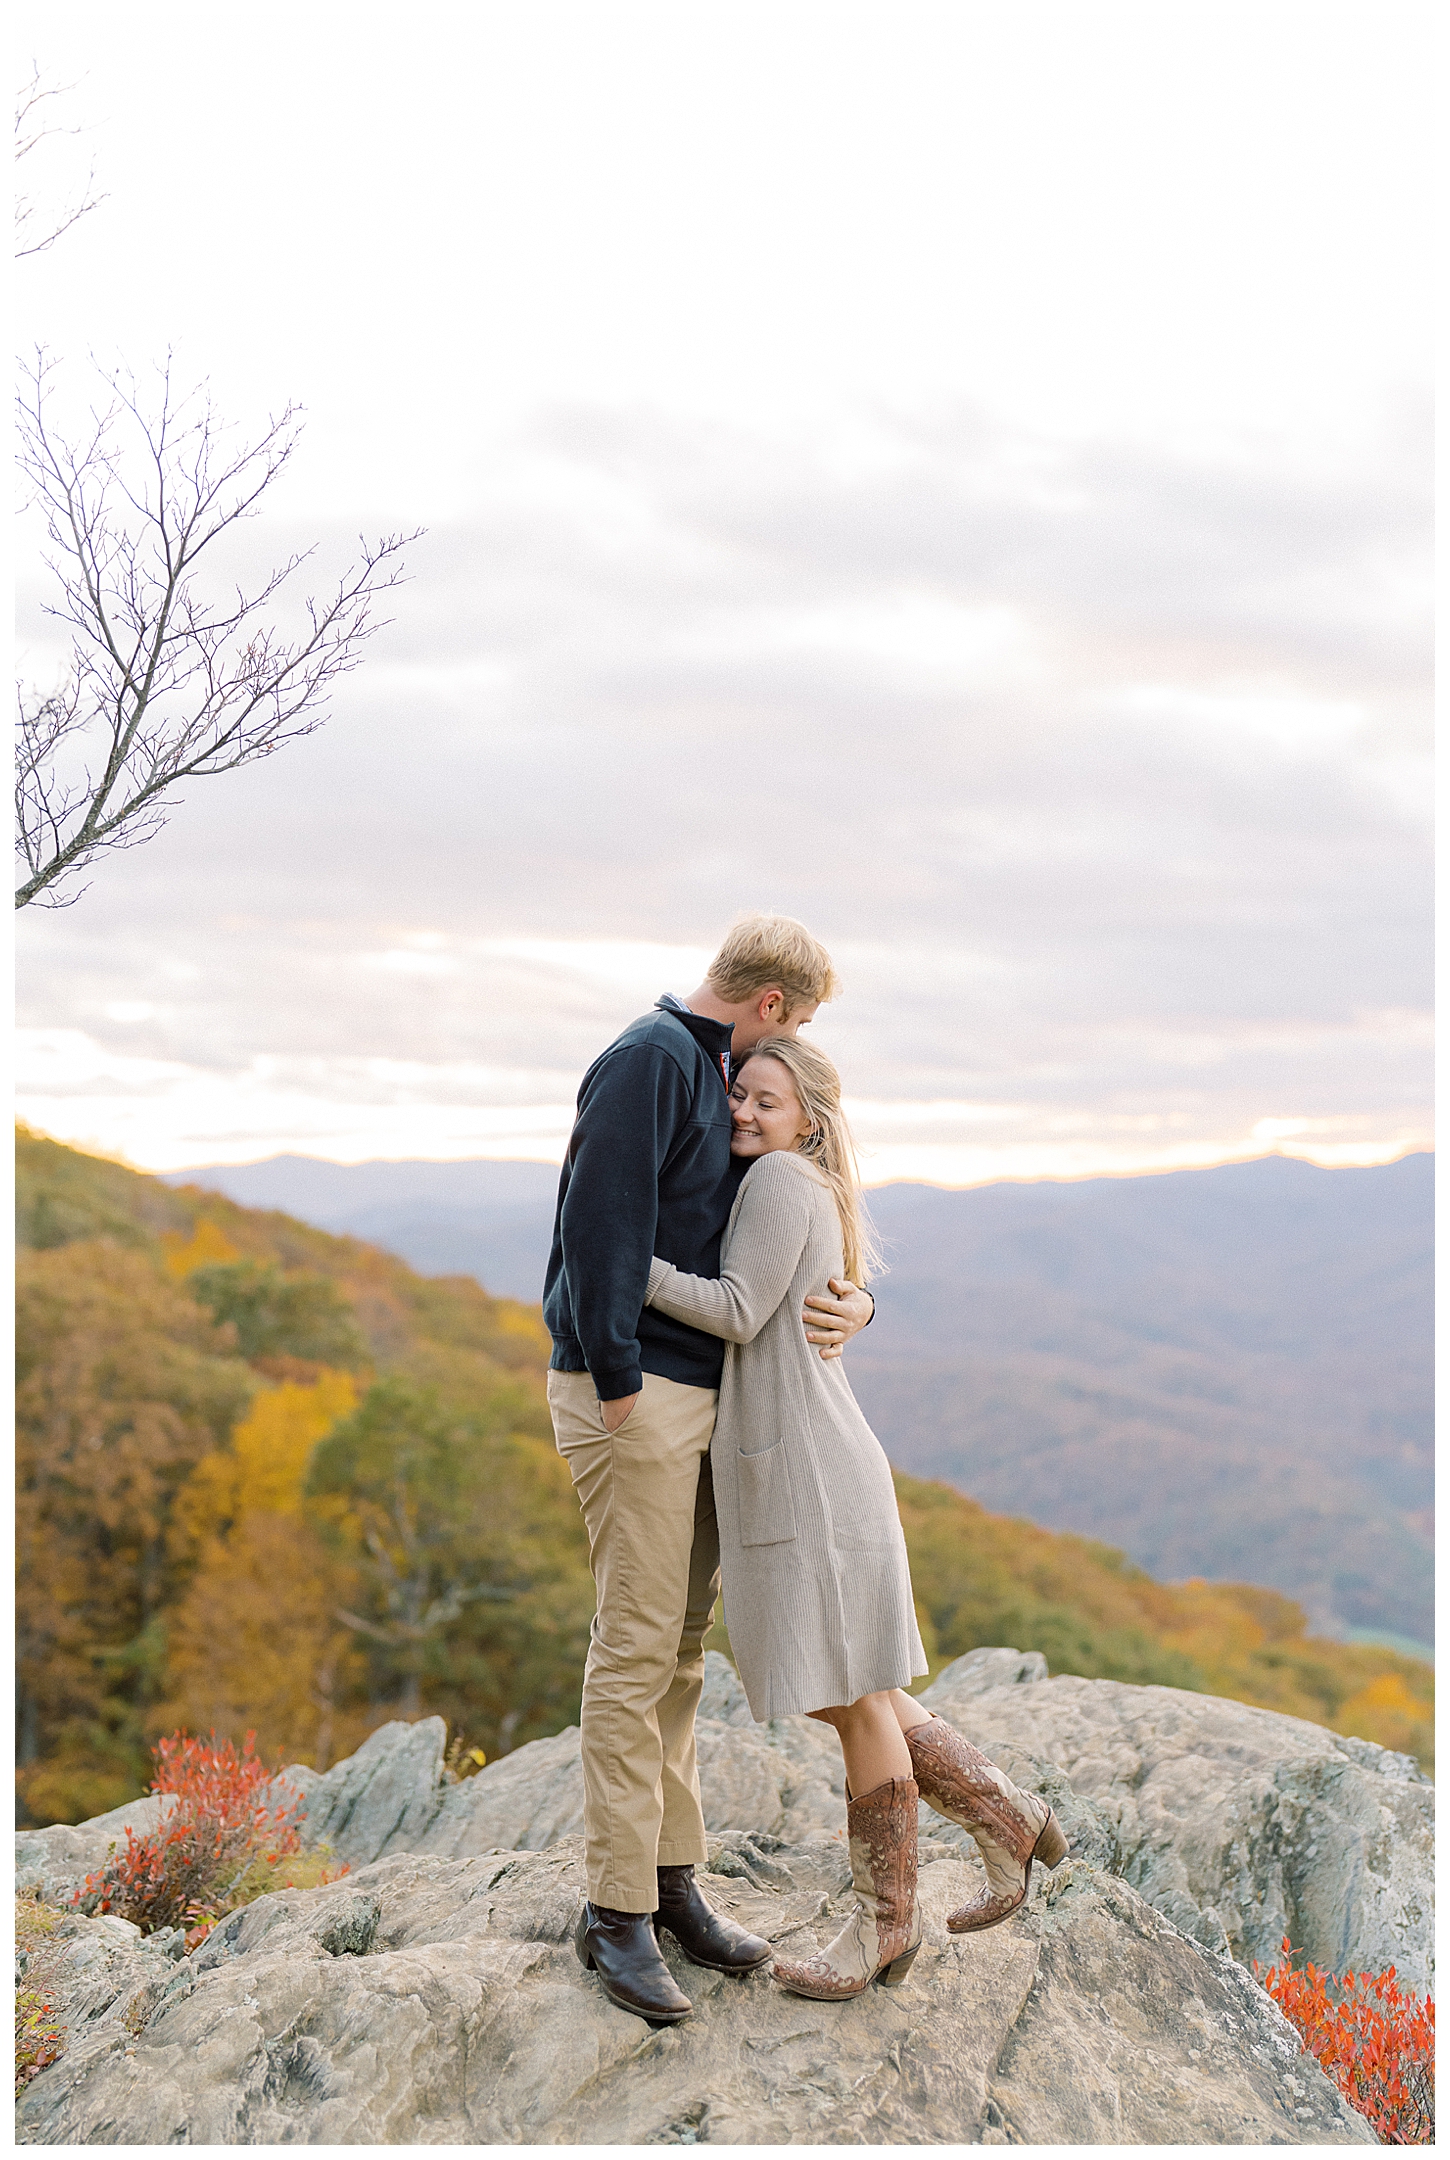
[547, 1369, 720, 1911]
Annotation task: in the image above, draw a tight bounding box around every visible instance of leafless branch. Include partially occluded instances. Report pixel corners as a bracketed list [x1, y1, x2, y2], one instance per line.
[333, 1487, 512, 1652]
[15, 351, 420, 907]
[334, 1580, 508, 1649]
[14, 63, 107, 258]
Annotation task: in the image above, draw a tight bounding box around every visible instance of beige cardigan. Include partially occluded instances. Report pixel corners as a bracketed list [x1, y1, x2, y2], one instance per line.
[647, 1148, 926, 1720]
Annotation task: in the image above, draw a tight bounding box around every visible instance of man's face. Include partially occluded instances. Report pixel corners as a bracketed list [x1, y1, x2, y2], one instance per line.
[730, 991, 819, 1059]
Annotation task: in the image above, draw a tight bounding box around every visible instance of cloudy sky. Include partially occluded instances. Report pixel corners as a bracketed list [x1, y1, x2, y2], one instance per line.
[14, 2, 1433, 1184]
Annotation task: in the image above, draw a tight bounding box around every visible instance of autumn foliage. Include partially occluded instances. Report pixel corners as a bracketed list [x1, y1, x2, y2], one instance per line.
[73, 1731, 304, 1938]
[1258, 1939, 1434, 2144]
[14, 1125, 1435, 1832]
[14, 1899, 67, 2096]
[14, 1988, 65, 2096]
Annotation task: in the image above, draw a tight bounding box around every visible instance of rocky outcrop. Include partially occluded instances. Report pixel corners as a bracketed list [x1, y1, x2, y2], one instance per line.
[17, 1834, 1372, 2145]
[233, 1649, 1431, 1992]
[15, 1650, 1427, 2144]
[922, 1653, 1435, 1990]
[16, 1794, 176, 1908]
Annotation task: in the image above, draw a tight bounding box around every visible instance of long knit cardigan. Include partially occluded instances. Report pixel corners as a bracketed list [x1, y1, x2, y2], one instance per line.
[646, 1148, 927, 1720]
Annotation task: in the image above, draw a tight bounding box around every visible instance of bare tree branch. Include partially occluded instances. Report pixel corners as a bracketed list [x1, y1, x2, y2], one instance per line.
[14, 63, 107, 258]
[15, 351, 420, 907]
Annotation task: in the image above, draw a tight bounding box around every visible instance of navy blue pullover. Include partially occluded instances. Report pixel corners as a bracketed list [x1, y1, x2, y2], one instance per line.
[544, 996, 746, 1399]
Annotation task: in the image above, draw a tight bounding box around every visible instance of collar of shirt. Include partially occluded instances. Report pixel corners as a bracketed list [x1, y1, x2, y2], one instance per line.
[656, 991, 734, 1090]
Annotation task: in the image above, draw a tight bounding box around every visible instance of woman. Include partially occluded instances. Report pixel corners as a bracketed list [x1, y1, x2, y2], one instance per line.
[645, 1036, 1068, 2002]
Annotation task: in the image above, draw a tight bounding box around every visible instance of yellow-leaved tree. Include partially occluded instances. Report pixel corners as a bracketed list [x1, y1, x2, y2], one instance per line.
[160, 1373, 369, 1770]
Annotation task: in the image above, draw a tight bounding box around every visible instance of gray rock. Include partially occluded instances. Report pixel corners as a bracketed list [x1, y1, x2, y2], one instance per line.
[422, 1727, 587, 1859]
[920, 1666, 1435, 1990]
[403, 1651, 1432, 1990]
[295, 1716, 450, 1865]
[21, 1650, 1431, 2006]
[312, 1893, 383, 1959]
[930, 1646, 1050, 1693]
[328, 1657, 849, 1870]
[16, 1837, 1373, 2146]
[15, 1794, 175, 1904]
[17, 1909, 193, 2058]
[698, 1654, 757, 1725]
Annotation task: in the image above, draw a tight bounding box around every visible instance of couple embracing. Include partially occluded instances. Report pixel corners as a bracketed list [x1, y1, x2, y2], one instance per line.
[544, 915, 1066, 2023]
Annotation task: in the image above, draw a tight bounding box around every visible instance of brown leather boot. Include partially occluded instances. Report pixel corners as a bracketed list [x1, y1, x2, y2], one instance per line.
[771, 1777, 922, 2000]
[574, 1903, 693, 2022]
[654, 1865, 772, 1973]
[906, 1715, 1069, 1933]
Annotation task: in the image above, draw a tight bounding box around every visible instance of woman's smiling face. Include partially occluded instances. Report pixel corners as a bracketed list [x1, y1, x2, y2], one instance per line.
[729, 1055, 813, 1158]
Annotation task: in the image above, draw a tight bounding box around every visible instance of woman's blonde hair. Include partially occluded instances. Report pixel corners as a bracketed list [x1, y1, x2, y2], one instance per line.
[740, 1036, 881, 1286]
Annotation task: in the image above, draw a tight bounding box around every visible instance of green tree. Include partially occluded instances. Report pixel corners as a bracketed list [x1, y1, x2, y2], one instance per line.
[15, 1242, 254, 1823]
[16, 1122, 187, 1254]
[189, 1261, 368, 1368]
[897, 1472, 1207, 1690]
[306, 1378, 594, 1755]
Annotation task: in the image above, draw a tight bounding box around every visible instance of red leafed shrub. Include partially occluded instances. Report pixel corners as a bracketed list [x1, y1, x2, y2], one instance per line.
[73, 1731, 304, 1937]
[1257, 1938, 1435, 2145]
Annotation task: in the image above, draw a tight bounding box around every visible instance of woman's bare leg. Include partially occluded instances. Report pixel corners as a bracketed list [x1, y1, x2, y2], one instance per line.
[807, 1692, 913, 1793]
[773, 1699, 922, 1998]
[887, 1688, 934, 1734]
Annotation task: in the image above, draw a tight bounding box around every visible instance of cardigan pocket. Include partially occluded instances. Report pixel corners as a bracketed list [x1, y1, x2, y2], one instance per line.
[736, 1438, 798, 1547]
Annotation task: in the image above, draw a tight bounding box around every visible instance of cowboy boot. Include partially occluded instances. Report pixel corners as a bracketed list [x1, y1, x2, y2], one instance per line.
[771, 1777, 922, 2000]
[905, 1714, 1069, 1933]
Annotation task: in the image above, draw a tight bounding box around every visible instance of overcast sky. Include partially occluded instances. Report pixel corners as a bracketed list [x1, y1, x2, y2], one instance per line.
[14, 2, 1433, 1183]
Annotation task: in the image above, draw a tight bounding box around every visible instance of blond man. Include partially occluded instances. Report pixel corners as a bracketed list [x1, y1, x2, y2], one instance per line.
[544, 915, 875, 2020]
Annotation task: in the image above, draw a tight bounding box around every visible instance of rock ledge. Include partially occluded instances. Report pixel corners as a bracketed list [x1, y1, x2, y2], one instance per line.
[16, 1649, 1424, 2145]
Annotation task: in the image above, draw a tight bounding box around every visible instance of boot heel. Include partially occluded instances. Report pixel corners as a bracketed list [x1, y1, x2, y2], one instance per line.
[877, 1945, 920, 1987]
[1034, 1810, 1069, 1869]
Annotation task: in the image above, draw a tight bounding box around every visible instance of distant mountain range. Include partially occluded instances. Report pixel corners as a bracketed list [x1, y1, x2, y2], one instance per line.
[164, 1156, 563, 1305]
[166, 1151, 1433, 1652]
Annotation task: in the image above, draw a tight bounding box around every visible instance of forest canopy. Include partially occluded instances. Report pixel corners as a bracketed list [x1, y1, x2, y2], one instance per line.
[15, 1125, 1434, 1827]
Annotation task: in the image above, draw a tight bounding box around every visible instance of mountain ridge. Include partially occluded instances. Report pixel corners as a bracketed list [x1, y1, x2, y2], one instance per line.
[164, 1148, 1434, 1649]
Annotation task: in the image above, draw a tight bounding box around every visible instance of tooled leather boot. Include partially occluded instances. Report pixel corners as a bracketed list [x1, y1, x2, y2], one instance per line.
[574, 1903, 693, 2022]
[771, 1777, 922, 2000]
[905, 1714, 1069, 1933]
[654, 1865, 772, 1973]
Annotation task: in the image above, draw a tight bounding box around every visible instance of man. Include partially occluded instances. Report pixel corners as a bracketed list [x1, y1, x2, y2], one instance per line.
[544, 914, 875, 2020]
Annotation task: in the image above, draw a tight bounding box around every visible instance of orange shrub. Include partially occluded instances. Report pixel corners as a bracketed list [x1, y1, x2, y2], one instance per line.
[73, 1731, 303, 1937]
[1257, 1938, 1434, 2144]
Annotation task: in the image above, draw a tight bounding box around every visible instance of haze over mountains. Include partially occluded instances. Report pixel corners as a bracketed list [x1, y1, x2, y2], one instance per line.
[852, 1155, 1432, 1657]
[168, 1152, 1433, 1654]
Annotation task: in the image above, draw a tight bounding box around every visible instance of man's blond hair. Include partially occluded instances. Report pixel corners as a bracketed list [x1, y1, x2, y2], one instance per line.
[706, 913, 839, 1013]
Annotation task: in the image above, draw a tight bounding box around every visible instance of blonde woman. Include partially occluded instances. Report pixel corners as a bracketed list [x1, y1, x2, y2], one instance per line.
[644, 1038, 1068, 2001]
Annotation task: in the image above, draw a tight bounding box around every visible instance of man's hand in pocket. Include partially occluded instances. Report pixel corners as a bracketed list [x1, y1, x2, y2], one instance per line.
[601, 1391, 640, 1432]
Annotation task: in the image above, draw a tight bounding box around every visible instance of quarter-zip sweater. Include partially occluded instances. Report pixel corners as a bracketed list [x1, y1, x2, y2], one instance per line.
[544, 996, 746, 1399]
